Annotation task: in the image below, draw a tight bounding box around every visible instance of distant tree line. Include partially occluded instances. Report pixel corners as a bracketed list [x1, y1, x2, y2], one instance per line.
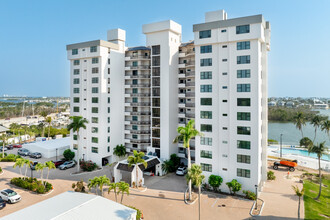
[268, 107, 327, 122]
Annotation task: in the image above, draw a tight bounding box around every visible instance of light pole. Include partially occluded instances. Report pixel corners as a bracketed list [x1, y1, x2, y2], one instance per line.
[56, 148, 58, 161]
[255, 184, 258, 210]
[280, 134, 283, 158]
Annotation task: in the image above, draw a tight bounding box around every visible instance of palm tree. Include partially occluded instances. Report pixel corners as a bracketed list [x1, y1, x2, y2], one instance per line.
[292, 185, 304, 220]
[88, 176, 99, 195]
[308, 142, 328, 200]
[117, 181, 130, 204]
[10, 123, 21, 144]
[321, 119, 330, 140]
[293, 112, 306, 138]
[67, 116, 88, 172]
[108, 182, 118, 202]
[310, 115, 322, 142]
[173, 119, 203, 200]
[127, 150, 147, 188]
[13, 158, 24, 175]
[45, 161, 56, 181]
[0, 134, 7, 158]
[186, 164, 205, 220]
[23, 159, 30, 177]
[97, 175, 110, 196]
[46, 116, 52, 140]
[113, 144, 127, 159]
[35, 163, 46, 183]
[38, 122, 45, 137]
[39, 111, 47, 137]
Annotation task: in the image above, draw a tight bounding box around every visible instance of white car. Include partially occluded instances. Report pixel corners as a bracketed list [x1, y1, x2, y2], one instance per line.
[0, 189, 21, 204]
[176, 166, 187, 176]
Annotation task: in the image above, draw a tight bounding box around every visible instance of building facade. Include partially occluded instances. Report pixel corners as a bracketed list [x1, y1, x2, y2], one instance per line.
[67, 10, 270, 191]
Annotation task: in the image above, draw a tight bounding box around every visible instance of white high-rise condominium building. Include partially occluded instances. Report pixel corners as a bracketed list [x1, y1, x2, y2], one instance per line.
[67, 10, 270, 191]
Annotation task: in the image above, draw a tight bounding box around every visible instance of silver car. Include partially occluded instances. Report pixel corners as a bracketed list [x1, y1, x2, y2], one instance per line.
[59, 161, 76, 170]
[18, 148, 30, 156]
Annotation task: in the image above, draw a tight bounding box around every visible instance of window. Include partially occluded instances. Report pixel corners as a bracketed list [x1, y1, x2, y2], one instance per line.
[73, 107, 79, 112]
[222, 86, 227, 89]
[73, 144, 78, 150]
[200, 137, 212, 146]
[201, 124, 212, 132]
[200, 111, 212, 119]
[92, 107, 98, 113]
[92, 87, 99, 93]
[108, 59, 110, 64]
[108, 78, 110, 84]
[132, 88, 138, 94]
[237, 154, 251, 164]
[237, 69, 251, 78]
[133, 97, 138, 103]
[92, 147, 98, 153]
[92, 137, 98, 143]
[92, 67, 99, 74]
[107, 146, 110, 152]
[223, 127, 228, 130]
[222, 45, 227, 48]
[200, 45, 212, 53]
[236, 25, 250, 34]
[72, 49, 78, 55]
[222, 100, 228, 103]
[200, 71, 212, 79]
[108, 87, 110, 94]
[92, 57, 99, 64]
[237, 140, 251, 149]
[108, 127, 110, 133]
[237, 98, 251, 106]
[108, 117, 110, 123]
[91, 127, 98, 133]
[237, 112, 251, 121]
[237, 168, 250, 178]
[221, 29, 227, 33]
[222, 59, 227, 62]
[222, 72, 227, 75]
[201, 163, 212, 172]
[73, 88, 79, 94]
[73, 78, 80, 84]
[200, 85, 212, 92]
[92, 77, 99, 84]
[201, 98, 212, 105]
[132, 116, 138, 121]
[108, 107, 110, 113]
[152, 45, 160, 55]
[152, 57, 160, 66]
[92, 117, 98, 123]
[108, 97, 110, 103]
[201, 150, 212, 159]
[73, 60, 80, 65]
[107, 136, 110, 143]
[200, 58, 212, 66]
[237, 41, 250, 50]
[73, 97, 80, 103]
[237, 84, 251, 92]
[73, 69, 80, 75]
[92, 97, 98, 103]
[73, 135, 77, 140]
[108, 68, 110, 74]
[237, 126, 251, 135]
[223, 141, 228, 144]
[199, 30, 211, 39]
[90, 46, 97, 52]
[237, 55, 250, 64]
[132, 125, 138, 130]
[223, 114, 228, 116]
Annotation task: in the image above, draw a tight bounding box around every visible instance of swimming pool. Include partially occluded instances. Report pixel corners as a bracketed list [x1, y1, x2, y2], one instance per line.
[268, 146, 330, 161]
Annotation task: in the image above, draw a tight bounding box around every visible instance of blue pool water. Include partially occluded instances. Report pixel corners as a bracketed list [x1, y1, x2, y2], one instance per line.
[268, 146, 329, 161]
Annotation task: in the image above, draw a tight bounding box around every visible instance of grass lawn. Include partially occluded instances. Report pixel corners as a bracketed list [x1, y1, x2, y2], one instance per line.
[303, 174, 330, 220]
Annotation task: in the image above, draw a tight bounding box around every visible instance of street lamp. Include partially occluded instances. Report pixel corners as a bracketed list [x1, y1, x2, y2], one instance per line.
[255, 184, 258, 210]
[83, 154, 85, 161]
[280, 134, 283, 158]
[56, 148, 58, 161]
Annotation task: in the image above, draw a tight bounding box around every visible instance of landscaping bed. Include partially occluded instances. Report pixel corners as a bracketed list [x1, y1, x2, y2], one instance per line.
[0, 154, 22, 162]
[10, 177, 53, 194]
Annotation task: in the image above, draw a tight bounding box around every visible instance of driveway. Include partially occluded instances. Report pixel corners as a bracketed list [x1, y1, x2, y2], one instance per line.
[144, 173, 187, 193]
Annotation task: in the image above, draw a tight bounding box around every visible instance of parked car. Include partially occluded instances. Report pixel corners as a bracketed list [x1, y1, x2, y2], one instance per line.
[18, 148, 30, 156]
[30, 161, 38, 170]
[59, 161, 76, 170]
[52, 159, 66, 168]
[0, 189, 21, 204]
[0, 198, 6, 210]
[29, 152, 42, 159]
[0, 146, 8, 151]
[13, 144, 22, 148]
[176, 166, 187, 176]
[5, 145, 13, 150]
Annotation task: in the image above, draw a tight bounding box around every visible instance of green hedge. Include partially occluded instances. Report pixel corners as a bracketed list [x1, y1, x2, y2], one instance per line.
[0, 154, 22, 162]
[10, 177, 53, 194]
[126, 205, 142, 220]
[243, 190, 256, 200]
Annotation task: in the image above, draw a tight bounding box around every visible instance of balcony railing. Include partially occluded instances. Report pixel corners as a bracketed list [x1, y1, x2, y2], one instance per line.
[186, 82, 195, 87]
[129, 102, 151, 107]
[130, 121, 151, 125]
[185, 71, 195, 77]
[129, 93, 151, 97]
[186, 92, 195, 97]
[126, 65, 151, 70]
[185, 103, 195, 107]
[129, 55, 150, 59]
[129, 130, 151, 134]
[130, 139, 151, 144]
[186, 113, 195, 118]
[126, 84, 151, 88]
[125, 74, 151, 79]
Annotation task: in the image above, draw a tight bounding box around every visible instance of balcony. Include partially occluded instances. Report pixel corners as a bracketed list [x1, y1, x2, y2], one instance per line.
[125, 65, 150, 70]
[130, 121, 151, 125]
[178, 63, 186, 68]
[129, 55, 150, 60]
[129, 102, 151, 107]
[186, 82, 195, 87]
[185, 103, 195, 107]
[186, 113, 195, 118]
[178, 53, 185, 58]
[178, 112, 185, 118]
[186, 92, 195, 97]
[178, 83, 186, 88]
[130, 139, 151, 144]
[129, 129, 151, 134]
[125, 74, 150, 79]
[125, 92, 150, 97]
[126, 84, 151, 88]
[129, 111, 151, 116]
[185, 71, 195, 77]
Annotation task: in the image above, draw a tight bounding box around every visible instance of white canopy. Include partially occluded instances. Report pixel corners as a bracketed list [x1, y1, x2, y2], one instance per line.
[23, 137, 70, 158]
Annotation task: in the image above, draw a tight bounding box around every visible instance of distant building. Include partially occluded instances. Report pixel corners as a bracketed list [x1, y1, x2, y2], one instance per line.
[278, 101, 286, 106]
[268, 101, 276, 107]
[286, 101, 295, 108]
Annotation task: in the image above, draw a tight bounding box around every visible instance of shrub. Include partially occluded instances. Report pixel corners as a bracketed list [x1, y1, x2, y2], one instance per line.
[10, 177, 52, 194]
[267, 171, 276, 180]
[63, 149, 75, 161]
[80, 160, 98, 172]
[0, 153, 7, 158]
[0, 154, 21, 162]
[243, 190, 256, 200]
[0, 167, 2, 173]
[126, 205, 142, 220]
[300, 137, 312, 148]
[72, 179, 86, 192]
[208, 175, 223, 192]
[226, 179, 242, 195]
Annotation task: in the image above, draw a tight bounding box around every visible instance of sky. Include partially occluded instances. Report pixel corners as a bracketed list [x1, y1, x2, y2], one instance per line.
[0, 0, 329, 98]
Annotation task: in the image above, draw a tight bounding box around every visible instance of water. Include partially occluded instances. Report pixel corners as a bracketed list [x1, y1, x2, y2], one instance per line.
[268, 146, 330, 161]
[269, 109, 330, 146]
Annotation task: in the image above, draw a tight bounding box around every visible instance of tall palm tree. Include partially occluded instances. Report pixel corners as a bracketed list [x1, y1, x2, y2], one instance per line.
[39, 111, 47, 137]
[173, 119, 203, 200]
[38, 122, 45, 137]
[45, 161, 56, 181]
[293, 112, 306, 138]
[321, 119, 330, 140]
[10, 123, 21, 144]
[23, 159, 30, 177]
[97, 175, 110, 196]
[67, 116, 88, 172]
[292, 185, 304, 220]
[108, 182, 118, 202]
[310, 115, 322, 142]
[88, 176, 99, 195]
[0, 134, 7, 158]
[308, 142, 328, 200]
[46, 116, 52, 140]
[127, 150, 147, 188]
[113, 144, 127, 159]
[13, 158, 24, 175]
[186, 164, 205, 220]
[35, 163, 46, 183]
[117, 181, 130, 204]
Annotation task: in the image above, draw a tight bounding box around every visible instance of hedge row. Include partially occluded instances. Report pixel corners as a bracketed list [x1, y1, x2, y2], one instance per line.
[10, 177, 53, 194]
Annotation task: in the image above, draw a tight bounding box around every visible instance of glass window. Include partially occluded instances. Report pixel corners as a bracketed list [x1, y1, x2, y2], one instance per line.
[237, 41, 250, 50]
[92, 67, 99, 74]
[92, 97, 98, 103]
[201, 124, 212, 132]
[237, 69, 251, 78]
[221, 29, 227, 33]
[152, 45, 160, 55]
[237, 140, 251, 149]
[132, 116, 138, 121]
[92, 77, 99, 84]
[108, 97, 110, 103]
[200, 137, 212, 146]
[108, 117, 110, 123]
[73, 69, 80, 75]
[73, 78, 80, 84]
[92, 137, 98, 143]
[73, 97, 79, 103]
[132, 125, 138, 130]
[92, 87, 99, 93]
[91, 107, 98, 113]
[92, 57, 99, 64]
[132, 88, 138, 94]
[73, 107, 79, 112]
[237, 112, 251, 121]
[237, 98, 251, 106]
[201, 150, 212, 159]
[91, 147, 98, 153]
[91, 117, 98, 123]
[200, 45, 212, 53]
[200, 58, 212, 66]
[200, 71, 212, 79]
[107, 146, 110, 152]
[200, 85, 212, 92]
[222, 72, 227, 75]
[237, 168, 250, 178]
[132, 97, 138, 103]
[237, 154, 251, 164]
[201, 163, 212, 172]
[73, 135, 77, 140]
[72, 49, 78, 55]
[200, 111, 212, 119]
[107, 136, 110, 143]
[73, 88, 79, 94]
[73, 60, 80, 65]
[237, 84, 251, 92]
[91, 127, 98, 133]
[90, 46, 97, 53]
[201, 98, 212, 105]
[108, 107, 110, 113]
[237, 126, 251, 135]
[199, 30, 211, 39]
[222, 86, 227, 89]
[237, 55, 250, 64]
[236, 25, 250, 34]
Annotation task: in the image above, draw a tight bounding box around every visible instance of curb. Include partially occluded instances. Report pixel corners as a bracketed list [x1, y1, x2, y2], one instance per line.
[70, 167, 103, 176]
[249, 198, 265, 217]
[184, 187, 198, 205]
[130, 187, 148, 193]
